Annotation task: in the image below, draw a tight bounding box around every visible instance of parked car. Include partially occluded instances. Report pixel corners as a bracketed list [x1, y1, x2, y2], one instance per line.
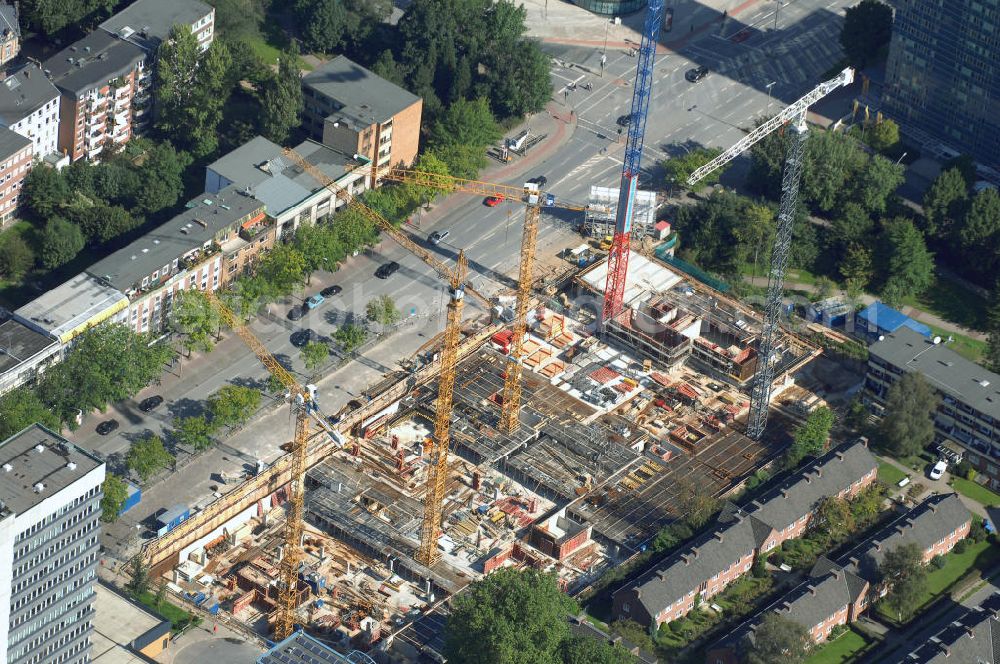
[929, 460, 948, 480]
[287, 306, 304, 321]
[96, 420, 119, 435]
[305, 294, 325, 310]
[484, 195, 505, 207]
[321, 285, 343, 298]
[428, 230, 450, 246]
[375, 261, 401, 279]
[291, 329, 320, 347]
[528, 176, 548, 187]
[616, 114, 633, 127]
[685, 65, 709, 83]
[139, 395, 163, 412]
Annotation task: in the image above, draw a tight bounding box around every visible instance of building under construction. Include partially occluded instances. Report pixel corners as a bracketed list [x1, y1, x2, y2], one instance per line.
[139, 262, 821, 659]
[583, 185, 659, 237]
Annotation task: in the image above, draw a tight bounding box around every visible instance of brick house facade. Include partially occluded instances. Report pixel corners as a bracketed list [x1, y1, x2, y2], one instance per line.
[0, 128, 31, 227]
[706, 493, 973, 664]
[613, 440, 878, 630]
[87, 187, 268, 334]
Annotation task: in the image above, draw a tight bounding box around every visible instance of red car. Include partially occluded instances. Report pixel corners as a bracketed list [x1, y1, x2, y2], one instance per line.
[484, 195, 504, 207]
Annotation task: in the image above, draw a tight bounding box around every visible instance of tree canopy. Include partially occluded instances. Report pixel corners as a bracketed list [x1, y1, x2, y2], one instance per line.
[101, 474, 130, 522]
[840, 0, 893, 68]
[787, 406, 834, 467]
[673, 190, 775, 279]
[367, 294, 401, 326]
[156, 27, 232, 157]
[444, 568, 578, 664]
[20, 0, 114, 36]
[662, 147, 725, 193]
[877, 372, 939, 458]
[879, 542, 927, 622]
[127, 434, 174, 482]
[0, 388, 60, 440]
[879, 217, 935, 305]
[171, 289, 223, 356]
[208, 385, 262, 428]
[744, 612, 811, 664]
[259, 46, 304, 144]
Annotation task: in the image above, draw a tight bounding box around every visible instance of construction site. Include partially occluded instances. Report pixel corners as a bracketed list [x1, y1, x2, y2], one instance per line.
[131, 35, 852, 661]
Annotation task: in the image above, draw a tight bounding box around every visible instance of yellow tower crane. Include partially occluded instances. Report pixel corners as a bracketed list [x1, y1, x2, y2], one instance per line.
[371, 166, 588, 434]
[203, 291, 311, 640]
[416, 252, 468, 566]
[280, 148, 496, 568]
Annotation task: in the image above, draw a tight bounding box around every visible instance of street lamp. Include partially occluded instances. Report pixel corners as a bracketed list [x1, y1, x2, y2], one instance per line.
[895, 151, 909, 165]
[774, 0, 782, 29]
[765, 81, 776, 112]
[601, 21, 610, 77]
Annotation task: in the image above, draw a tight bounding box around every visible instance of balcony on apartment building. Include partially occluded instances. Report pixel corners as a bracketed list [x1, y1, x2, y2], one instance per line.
[180, 242, 222, 273]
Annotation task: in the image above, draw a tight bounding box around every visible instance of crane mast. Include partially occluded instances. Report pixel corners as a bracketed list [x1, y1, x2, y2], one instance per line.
[499, 198, 540, 433]
[602, 0, 665, 324]
[416, 252, 468, 566]
[685, 68, 855, 439]
[205, 292, 312, 639]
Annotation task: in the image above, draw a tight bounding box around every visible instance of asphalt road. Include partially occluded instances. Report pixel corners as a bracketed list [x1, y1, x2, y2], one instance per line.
[95, 0, 853, 556]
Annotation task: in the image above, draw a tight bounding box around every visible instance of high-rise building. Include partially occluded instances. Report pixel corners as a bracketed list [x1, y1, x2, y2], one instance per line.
[882, 0, 1000, 167]
[0, 424, 105, 664]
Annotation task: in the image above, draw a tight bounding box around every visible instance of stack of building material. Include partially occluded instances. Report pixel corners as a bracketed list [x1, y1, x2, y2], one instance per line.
[525, 347, 552, 369]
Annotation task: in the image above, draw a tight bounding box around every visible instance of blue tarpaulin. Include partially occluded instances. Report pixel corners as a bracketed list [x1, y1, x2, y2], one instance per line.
[857, 301, 932, 338]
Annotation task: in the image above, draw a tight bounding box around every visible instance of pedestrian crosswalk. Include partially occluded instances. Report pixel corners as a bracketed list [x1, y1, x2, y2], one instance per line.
[693, 17, 845, 93]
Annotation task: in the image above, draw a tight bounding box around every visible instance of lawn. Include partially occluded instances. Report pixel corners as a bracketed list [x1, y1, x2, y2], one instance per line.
[924, 539, 1000, 599]
[925, 324, 987, 363]
[137, 590, 201, 631]
[878, 538, 1000, 624]
[903, 275, 989, 333]
[805, 627, 871, 664]
[876, 460, 908, 487]
[949, 477, 1000, 507]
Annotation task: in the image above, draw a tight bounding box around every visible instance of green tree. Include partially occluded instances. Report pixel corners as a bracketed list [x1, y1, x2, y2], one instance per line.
[125, 556, 150, 597]
[877, 372, 939, 458]
[840, 243, 874, 294]
[922, 168, 969, 237]
[172, 414, 218, 450]
[209, 0, 268, 40]
[127, 434, 174, 482]
[101, 473, 130, 522]
[430, 97, 502, 150]
[292, 224, 342, 283]
[880, 217, 934, 304]
[985, 285, 1000, 374]
[745, 612, 810, 664]
[661, 147, 725, 193]
[801, 130, 867, 213]
[171, 289, 222, 356]
[673, 191, 775, 279]
[301, 341, 330, 372]
[444, 568, 577, 664]
[134, 142, 189, 215]
[957, 188, 1000, 283]
[156, 28, 232, 157]
[260, 45, 304, 144]
[840, 0, 893, 68]
[22, 165, 71, 218]
[878, 542, 927, 622]
[333, 323, 367, 352]
[371, 49, 406, 86]
[813, 495, 855, 544]
[39, 217, 85, 269]
[787, 406, 834, 467]
[849, 483, 886, 528]
[208, 385, 262, 427]
[258, 245, 306, 294]
[296, 0, 349, 52]
[943, 154, 977, 188]
[0, 233, 35, 280]
[852, 154, 905, 215]
[366, 294, 401, 326]
[867, 118, 900, 153]
[37, 325, 174, 425]
[0, 388, 60, 440]
[559, 636, 632, 664]
[73, 204, 140, 244]
[675, 477, 719, 529]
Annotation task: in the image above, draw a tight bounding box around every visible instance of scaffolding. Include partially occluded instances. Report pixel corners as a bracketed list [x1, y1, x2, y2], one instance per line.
[584, 186, 658, 238]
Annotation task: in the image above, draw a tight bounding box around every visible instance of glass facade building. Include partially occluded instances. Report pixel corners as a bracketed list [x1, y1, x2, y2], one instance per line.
[573, 0, 645, 17]
[882, 0, 999, 167]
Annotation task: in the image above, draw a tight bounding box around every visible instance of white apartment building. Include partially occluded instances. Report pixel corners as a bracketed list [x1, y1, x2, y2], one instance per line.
[0, 424, 105, 664]
[0, 64, 60, 159]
